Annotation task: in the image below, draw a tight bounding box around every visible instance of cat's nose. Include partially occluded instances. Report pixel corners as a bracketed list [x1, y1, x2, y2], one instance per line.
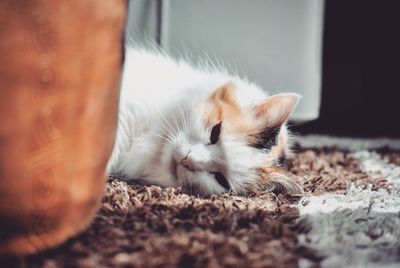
[181, 155, 195, 171]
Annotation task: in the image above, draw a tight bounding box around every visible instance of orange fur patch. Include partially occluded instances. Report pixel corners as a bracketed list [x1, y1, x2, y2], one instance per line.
[203, 82, 261, 142]
[203, 82, 289, 154]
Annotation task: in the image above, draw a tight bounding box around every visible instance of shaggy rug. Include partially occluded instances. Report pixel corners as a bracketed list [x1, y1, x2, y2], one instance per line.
[2, 135, 400, 268]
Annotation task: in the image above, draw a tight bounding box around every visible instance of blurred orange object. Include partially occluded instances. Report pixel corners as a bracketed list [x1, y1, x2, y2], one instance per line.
[0, 0, 126, 255]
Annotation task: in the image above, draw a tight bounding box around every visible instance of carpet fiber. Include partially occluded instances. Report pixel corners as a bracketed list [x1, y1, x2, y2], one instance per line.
[3, 136, 400, 268]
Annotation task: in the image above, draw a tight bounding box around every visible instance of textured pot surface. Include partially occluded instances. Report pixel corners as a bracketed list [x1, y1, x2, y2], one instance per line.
[0, 0, 126, 255]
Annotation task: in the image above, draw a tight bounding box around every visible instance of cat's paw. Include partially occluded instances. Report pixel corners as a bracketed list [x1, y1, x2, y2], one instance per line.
[264, 172, 304, 196]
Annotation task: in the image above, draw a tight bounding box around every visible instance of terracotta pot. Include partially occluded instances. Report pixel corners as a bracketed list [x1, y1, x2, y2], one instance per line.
[0, 0, 126, 255]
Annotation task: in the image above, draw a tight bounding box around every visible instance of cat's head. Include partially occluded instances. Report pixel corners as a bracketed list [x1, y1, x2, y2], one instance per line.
[154, 82, 302, 196]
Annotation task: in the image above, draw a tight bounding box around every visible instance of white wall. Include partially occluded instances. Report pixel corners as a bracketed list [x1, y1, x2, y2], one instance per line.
[126, 0, 324, 121]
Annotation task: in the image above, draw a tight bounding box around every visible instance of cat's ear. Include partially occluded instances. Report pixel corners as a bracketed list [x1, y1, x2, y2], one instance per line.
[209, 82, 237, 105]
[254, 93, 300, 129]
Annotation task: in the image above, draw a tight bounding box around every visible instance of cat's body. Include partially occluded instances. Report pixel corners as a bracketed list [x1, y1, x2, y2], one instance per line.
[107, 47, 302, 196]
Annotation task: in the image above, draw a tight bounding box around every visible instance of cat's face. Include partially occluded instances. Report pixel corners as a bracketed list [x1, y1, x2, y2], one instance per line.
[153, 82, 302, 196]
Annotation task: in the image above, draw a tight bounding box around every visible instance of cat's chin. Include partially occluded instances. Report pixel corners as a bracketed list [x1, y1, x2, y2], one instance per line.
[169, 158, 178, 181]
[175, 164, 187, 182]
[169, 154, 191, 184]
[175, 164, 195, 188]
[174, 166, 205, 196]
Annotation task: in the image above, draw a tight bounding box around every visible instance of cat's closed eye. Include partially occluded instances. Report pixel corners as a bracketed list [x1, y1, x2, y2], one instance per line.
[212, 171, 230, 190]
[210, 122, 222, 144]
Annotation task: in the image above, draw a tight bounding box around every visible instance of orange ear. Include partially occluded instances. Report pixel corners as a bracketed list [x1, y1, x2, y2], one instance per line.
[254, 93, 300, 129]
[209, 82, 237, 105]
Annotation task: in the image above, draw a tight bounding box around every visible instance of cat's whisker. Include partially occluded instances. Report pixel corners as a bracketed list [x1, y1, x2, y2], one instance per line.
[183, 107, 189, 133]
[155, 131, 174, 143]
[153, 119, 171, 135]
[153, 133, 174, 143]
[150, 124, 173, 144]
[175, 108, 185, 134]
[152, 120, 170, 137]
[177, 107, 183, 130]
[178, 106, 187, 133]
[152, 119, 175, 143]
[160, 113, 178, 138]
[183, 113, 188, 133]
[171, 110, 182, 136]
[153, 116, 174, 136]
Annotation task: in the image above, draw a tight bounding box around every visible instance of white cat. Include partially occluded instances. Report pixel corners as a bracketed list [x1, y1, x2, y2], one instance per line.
[107, 47, 302, 196]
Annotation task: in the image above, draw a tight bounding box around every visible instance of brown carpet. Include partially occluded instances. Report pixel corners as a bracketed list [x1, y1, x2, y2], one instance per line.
[2, 146, 399, 268]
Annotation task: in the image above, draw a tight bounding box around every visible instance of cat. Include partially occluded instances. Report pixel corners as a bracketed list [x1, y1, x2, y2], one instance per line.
[107, 47, 303, 197]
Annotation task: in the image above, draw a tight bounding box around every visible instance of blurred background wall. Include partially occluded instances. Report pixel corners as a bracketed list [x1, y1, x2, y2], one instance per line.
[125, 0, 400, 137]
[125, 0, 324, 122]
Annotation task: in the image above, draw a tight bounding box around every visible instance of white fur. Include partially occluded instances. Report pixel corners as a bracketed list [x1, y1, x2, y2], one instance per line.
[107, 47, 296, 196]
